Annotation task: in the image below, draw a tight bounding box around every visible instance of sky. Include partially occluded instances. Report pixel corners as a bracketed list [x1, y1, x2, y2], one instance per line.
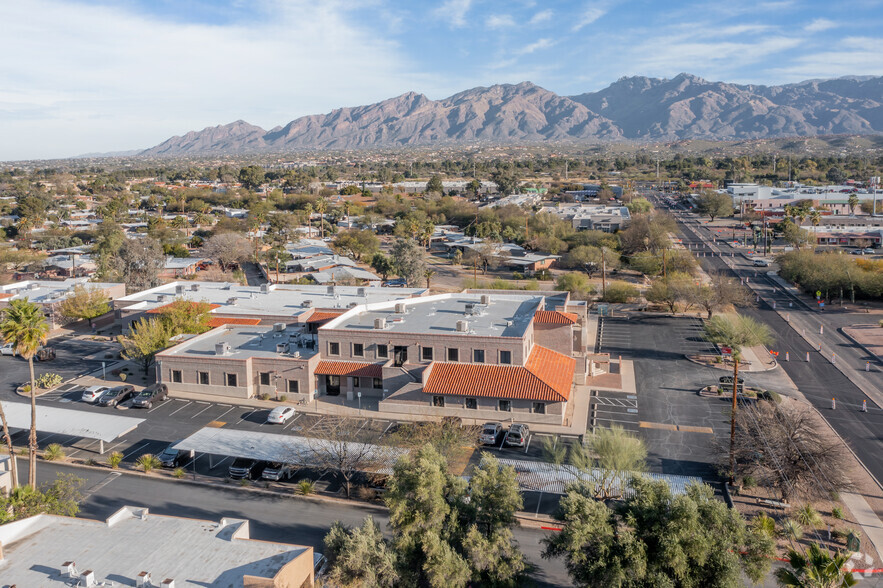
[2, 0, 882, 161]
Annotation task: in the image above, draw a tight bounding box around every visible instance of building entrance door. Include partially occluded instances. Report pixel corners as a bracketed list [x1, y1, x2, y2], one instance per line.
[326, 375, 341, 396]
[393, 346, 408, 367]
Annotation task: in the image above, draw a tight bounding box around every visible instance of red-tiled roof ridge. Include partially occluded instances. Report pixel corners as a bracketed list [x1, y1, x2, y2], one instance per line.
[315, 361, 383, 378]
[306, 310, 346, 323]
[534, 310, 578, 324]
[207, 317, 261, 327]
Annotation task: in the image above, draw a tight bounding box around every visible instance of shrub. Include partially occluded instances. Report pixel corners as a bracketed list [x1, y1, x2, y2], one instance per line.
[136, 454, 161, 473]
[43, 443, 65, 461]
[108, 451, 124, 469]
[760, 390, 782, 403]
[751, 512, 776, 538]
[602, 282, 638, 303]
[296, 479, 315, 496]
[512, 272, 524, 280]
[831, 506, 844, 520]
[36, 373, 63, 389]
[742, 475, 756, 488]
[259, 393, 271, 401]
[355, 485, 378, 501]
[796, 504, 822, 528]
[781, 519, 803, 540]
[238, 478, 250, 487]
[172, 467, 186, 479]
[119, 372, 127, 382]
[278, 394, 287, 402]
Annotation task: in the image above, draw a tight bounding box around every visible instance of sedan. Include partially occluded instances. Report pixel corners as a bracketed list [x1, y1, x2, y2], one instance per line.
[131, 383, 169, 409]
[850, 249, 864, 255]
[480, 422, 502, 445]
[267, 406, 296, 424]
[863, 248, 876, 254]
[97, 385, 136, 407]
[81, 385, 110, 404]
[157, 442, 188, 468]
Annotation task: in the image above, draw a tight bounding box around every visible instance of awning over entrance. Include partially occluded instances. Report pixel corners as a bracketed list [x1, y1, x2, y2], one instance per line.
[314, 361, 383, 378]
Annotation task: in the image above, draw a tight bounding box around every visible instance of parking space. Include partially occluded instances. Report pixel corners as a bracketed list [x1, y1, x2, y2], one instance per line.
[0, 337, 120, 395]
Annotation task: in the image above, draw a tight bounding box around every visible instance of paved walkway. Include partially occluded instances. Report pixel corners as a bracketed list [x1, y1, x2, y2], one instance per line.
[841, 492, 883, 564]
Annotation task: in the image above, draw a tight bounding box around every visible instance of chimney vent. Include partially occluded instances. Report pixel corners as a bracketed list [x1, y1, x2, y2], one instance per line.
[161, 580, 176, 588]
[456, 320, 468, 332]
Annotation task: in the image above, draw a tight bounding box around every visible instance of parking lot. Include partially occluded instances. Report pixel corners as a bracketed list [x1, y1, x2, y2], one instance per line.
[0, 336, 120, 395]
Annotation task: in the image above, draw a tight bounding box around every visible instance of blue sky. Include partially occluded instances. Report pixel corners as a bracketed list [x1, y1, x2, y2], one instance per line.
[2, 0, 882, 160]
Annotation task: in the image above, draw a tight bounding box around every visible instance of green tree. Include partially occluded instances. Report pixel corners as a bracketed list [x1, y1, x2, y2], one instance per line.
[466, 178, 482, 198]
[781, 219, 814, 250]
[556, 272, 594, 300]
[156, 298, 213, 336]
[645, 273, 696, 314]
[0, 474, 84, 523]
[390, 239, 427, 287]
[370, 253, 395, 281]
[116, 237, 164, 291]
[695, 190, 734, 222]
[543, 478, 774, 588]
[0, 299, 49, 488]
[333, 229, 380, 262]
[201, 232, 252, 271]
[324, 516, 400, 587]
[490, 167, 520, 196]
[117, 317, 170, 374]
[238, 165, 265, 190]
[625, 197, 653, 214]
[57, 285, 111, 328]
[775, 543, 856, 588]
[847, 193, 860, 216]
[426, 175, 444, 195]
[703, 314, 774, 482]
[567, 424, 647, 499]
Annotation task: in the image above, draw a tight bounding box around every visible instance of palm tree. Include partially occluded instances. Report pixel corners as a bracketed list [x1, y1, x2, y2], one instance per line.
[847, 194, 859, 216]
[703, 314, 774, 484]
[424, 268, 436, 289]
[315, 198, 328, 240]
[303, 204, 314, 238]
[810, 210, 822, 227]
[775, 543, 857, 588]
[0, 299, 49, 488]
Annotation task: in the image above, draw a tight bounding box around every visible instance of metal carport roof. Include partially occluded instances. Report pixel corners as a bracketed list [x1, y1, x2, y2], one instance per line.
[0, 401, 144, 452]
[172, 427, 408, 474]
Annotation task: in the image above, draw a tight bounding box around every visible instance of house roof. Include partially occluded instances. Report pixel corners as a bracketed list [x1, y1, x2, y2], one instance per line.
[423, 345, 575, 402]
[534, 310, 579, 325]
[315, 361, 384, 378]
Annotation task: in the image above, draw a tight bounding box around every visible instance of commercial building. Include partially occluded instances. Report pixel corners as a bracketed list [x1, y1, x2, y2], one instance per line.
[0, 278, 125, 329]
[0, 505, 318, 587]
[539, 204, 631, 232]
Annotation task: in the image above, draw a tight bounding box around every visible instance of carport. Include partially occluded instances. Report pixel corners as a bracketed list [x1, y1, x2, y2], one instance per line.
[0, 401, 145, 454]
[172, 427, 406, 472]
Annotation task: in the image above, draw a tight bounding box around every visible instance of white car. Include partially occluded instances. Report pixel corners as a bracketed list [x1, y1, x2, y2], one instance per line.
[81, 385, 110, 404]
[266, 406, 296, 424]
[0, 343, 16, 356]
[752, 258, 770, 267]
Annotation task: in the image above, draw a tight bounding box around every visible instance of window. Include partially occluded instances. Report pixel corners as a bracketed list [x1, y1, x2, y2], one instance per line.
[352, 377, 360, 388]
[447, 348, 459, 362]
[373, 378, 383, 389]
[422, 346, 433, 361]
[198, 371, 209, 385]
[353, 343, 364, 357]
[532, 402, 546, 414]
[287, 379, 299, 393]
[498, 400, 511, 412]
[465, 398, 477, 410]
[473, 349, 485, 363]
[329, 342, 340, 355]
[171, 370, 182, 383]
[259, 372, 271, 386]
[499, 350, 511, 364]
[432, 395, 445, 407]
[226, 373, 238, 387]
[376, 344, 388, 359]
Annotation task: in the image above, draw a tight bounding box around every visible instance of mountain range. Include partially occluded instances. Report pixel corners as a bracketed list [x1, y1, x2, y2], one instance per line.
[140, 74, 883, 156]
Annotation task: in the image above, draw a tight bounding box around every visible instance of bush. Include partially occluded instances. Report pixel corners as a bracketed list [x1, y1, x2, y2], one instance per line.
[172, 467, 186, 479]
[278, 394, 287, 402]
[796, 504, 822, 528]
[136, 454, 161, 473]
[759, 390, 782, 404]
[512, 272, 524, 280]
[781, 519, 803, 540]
[355, 485, 378, 501]
[259, 393, 271, 401]
[238, 478, 250, 487]
[296, 479, 315, 496]
[831, 506, 844, 520]
[119, 372, 127, 382]
[602, 282, 638, 303]
[742, 475, 756, 488]
[43, 443, 65, 461]
[108, 451, 124, 469]
[751, 513, 776, 538]
[36, 373, 63, 389]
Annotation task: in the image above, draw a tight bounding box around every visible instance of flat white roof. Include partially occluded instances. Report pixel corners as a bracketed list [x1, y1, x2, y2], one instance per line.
[173, 427, 406, 473]
[0, 401, 144, 442]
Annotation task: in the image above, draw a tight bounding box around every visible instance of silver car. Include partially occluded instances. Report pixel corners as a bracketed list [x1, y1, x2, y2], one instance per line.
[480, 422, 502, 445]
[81, 385, 110, 404]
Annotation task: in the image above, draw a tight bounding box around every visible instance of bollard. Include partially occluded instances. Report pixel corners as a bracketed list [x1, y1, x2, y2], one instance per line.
[789, 302, 792, 308]
[866, 361, 871, 372]
[806, 352, 810, 362]
[755, 294, 759, 302]
[832, 398, 836, 410]
[831, 353, 836, 364]
[772, 301, 776, 309]
[862, 400, 867, 412]
[786, 313, 790, 321]
[818, 343, 822, 352]
[785, 351, 789, 361]
[820, 325, 824, 335]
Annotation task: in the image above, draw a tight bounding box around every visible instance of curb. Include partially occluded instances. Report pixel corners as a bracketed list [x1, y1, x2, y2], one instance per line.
[839, 326, 883, 367]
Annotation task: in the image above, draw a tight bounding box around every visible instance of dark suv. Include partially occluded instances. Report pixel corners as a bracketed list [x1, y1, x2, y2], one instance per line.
[229, 458, 267, 480]
[158, 442, 188, 468]
[131, 383, 169, 409]
[97, 385, 136, 407]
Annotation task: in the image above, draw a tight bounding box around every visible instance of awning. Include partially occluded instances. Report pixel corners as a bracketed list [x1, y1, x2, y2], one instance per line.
[314, 361, 383, 378]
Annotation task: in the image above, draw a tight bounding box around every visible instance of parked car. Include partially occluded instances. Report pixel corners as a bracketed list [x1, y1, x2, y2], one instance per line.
[81, 385, 110, 404]
[504, 423, 530, 447]
[863, 248, 876, 254]
[229, 458, 267, 480]
[480, 422, 503, 445]
[97, 385, 136, 407]
[158, 442, 188, 468]
[382, 278, 407, 288]
[262, 462, 294, 481]
[266, 406, 296, 424]
[131, 383, 169, 409]
[314, 553, 328, 580]
[0, 343, 15, 356]
[752, 258, 770, 267]
[851, 249, 864, 255]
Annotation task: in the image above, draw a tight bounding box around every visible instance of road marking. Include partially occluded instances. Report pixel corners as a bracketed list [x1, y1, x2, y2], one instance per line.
[148, 400, 174, 413]
[217, 404, 231, 407]
[82, 472, 121, 499]
[122, 441, 153, 459]
[639, 421, 714, 434]
[283, 413, 303, 430]
[307, 416, 327, 432]
[195, 400, 210, 404]
[206, 420, 226, 428]
[167, 401, 193, 416]
[381, 421, 397, 437]
[236, 409, 258, 425]
[191, 404, 215, 419]
[215, 406, 235, 421]
[211, 456, 232, 469]
[356, 420, 369, 434]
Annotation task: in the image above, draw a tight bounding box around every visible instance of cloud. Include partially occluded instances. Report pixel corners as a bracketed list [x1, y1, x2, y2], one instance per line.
[529, 9, 553, 25]
[434, 0, 474, 28]
[0, 0, 427, 160]
[517, 38, 556, 55]
[572, 2, 610, 32]
[766, 37, 883, 81]
[486, 14, 516, 29]
[804, 18, 837, 32]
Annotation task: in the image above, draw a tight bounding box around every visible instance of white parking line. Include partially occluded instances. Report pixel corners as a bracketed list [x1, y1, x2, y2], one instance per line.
[283, 414, 303, 430]
[167, 401, 193, 416]
[121, 441, 152, 459]
[191, 404, 215, 419]
[148, 400, 174, 413]
[236, 409, 258, 425]
[195, 401, 210, 405]
[381, 421, 397, 437]
[356, 420, 369, 434]
[38, 433, 59, 444]
[211, 456, 232, 470]
[215, 406, 235, 421]
[307, 417, 327, 432]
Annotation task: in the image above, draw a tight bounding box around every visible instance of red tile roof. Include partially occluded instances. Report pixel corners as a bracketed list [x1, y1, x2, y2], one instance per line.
[207, 317, 261, 328]
[315, 361, 383, 378]
[306, 310, 346, 324]
[147, 301, 222, 314]
[534, 310, 579, 325]
[423, 345, 575, 402]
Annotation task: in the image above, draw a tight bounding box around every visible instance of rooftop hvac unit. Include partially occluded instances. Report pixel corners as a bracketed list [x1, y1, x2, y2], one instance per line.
[348, 302, 357, 308]
[190, 284, 199, 291]
[137, 571, 153, 587]
[175, 285, 185, 295]
[215, 342, 230, 356]
[161, 580, 176, 588]
[291, 351, 301, 358]
[395, 303, 407, 314]
[374, 317, 386, 330]
[276, 342, 289, 354]
[227, 297, 237, 305]
[60, 562, 78, 578]
[223, 282, 232, 290]
[80, 570, 96, 587]
[465, 303, 477, 315]
[506, 320, 513, 327]
[357, 287, 366, 296]
[273, 322, 286, 332]
[302, 300, 313, 308]
[327, 285, 335, 294]
[456, 320, 469, 332]
[261, 283, 272, 294]
[29, 282, 40, 290]
[480, 294, 490, 305]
